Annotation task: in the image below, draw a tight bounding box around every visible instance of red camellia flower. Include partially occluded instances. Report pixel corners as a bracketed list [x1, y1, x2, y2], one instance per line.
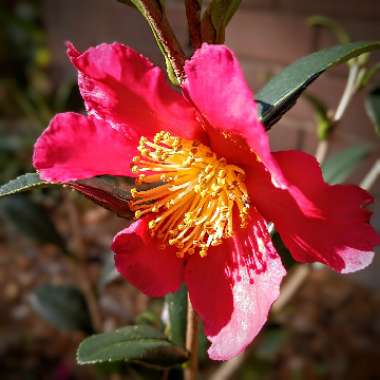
[33, 42, 380, 360]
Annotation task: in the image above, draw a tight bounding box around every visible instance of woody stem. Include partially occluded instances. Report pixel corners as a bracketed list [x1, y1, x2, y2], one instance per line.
[185, 0, 202, 50]
[184, 296, 199, 380]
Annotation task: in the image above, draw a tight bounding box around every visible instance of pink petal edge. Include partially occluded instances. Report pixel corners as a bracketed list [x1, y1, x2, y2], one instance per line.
[112, 218, 185, 297]
[183, 43, 288, 189]
[66, 41, 205, 142]
[33, 112, 137, 182]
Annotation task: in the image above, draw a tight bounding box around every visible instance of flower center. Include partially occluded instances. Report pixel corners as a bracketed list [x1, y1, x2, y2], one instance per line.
[130, 131, 250, 258]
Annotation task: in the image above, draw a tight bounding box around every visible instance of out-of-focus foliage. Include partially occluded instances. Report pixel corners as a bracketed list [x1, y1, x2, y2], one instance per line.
[322, 144, 373, 184]
[365, 87, 380, 136]
[0, 0, 80, 183]
[31, 284, 93, 333]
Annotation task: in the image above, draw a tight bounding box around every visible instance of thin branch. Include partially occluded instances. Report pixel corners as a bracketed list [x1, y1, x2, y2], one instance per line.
[360, 159, 380, 191]
[272, 265, 311, 313]
[210, 353, 245, 380]
[185, 0, 202, 50]
[137, 0, 187, 81]
[315, 64, 360, 164]
[64, 191, 103, 332]
[334, 64, 359, 122]
[315, 140, 329, 164]
[184, 297, 199, 380]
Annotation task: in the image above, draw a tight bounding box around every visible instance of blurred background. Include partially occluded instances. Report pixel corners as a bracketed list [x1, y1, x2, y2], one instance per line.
[0, 0, 379, 379]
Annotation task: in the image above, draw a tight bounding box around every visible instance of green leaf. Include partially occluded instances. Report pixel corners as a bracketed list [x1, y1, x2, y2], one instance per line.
[322, 144, 373, 184]
[202, 0, 241, 43]
[0, 195, 66, 249]
[307, 16, 350, 44]
[303, 93, 333, 140]
[77, 325, 188, 368]
[365, 86, 380, 136]
[30, 284, 93, 333]
[136, 311, 163, 330]
[0, 172, 51, 198]
[166, 284, 187, 347]
[256, 41, 380, 128]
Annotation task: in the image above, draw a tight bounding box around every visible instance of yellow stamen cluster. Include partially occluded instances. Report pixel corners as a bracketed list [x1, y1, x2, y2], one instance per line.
[130, 131, 250, 258]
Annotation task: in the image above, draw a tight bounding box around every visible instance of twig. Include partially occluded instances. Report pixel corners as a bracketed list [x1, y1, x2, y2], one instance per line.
[315, 64, 360, 164]
[136, 0, 187, 82]
[334, 64, 359, 122]
[209, 353, 245, 380]
[272, 265, 311, 313]
[64, 190, 103, 332]
[185, 0, 202, 50]
[184, 297, 199, 380]
[315, 140, 329, 164]
[360, 159, 380, 191]
[162, 369, 169, 380]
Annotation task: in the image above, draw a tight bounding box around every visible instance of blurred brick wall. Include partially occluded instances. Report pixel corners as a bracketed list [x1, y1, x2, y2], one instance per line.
[42, 0, 380, 175]
[42, 0, 380, 285]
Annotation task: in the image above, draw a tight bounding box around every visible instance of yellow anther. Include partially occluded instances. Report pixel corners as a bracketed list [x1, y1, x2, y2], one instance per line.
[130, 188, 138, 198]
[136, 174, 145, 185]
[129, 131, 250, 259]
[199, 248, 208, 258]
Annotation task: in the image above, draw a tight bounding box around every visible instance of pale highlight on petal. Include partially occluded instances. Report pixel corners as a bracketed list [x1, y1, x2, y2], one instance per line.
[186, 209, 286, 360]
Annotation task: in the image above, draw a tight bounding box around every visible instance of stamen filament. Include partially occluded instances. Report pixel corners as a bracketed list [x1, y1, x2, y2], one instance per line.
[129, 131, 250, 258]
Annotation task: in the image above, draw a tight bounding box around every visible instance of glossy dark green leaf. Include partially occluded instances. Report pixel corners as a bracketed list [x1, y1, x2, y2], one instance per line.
[166, 284, 187, 347]
[77, 325, 188, 368]
[322, 144, 373, 184]
[365, 86, 380, 136]
[0, 195, 66, 249]
[202, 0, 241, 43]
[256, 41, 380, 128]
[30, 284, 93, 333]
[0, 172, 50, 197]
[136, 311, 163, 330]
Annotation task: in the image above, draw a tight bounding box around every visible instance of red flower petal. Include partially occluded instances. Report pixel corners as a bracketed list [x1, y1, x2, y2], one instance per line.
[183, 43, 287, 189]
[33, 112, 137, 182]
[112, 218, 185, 297]
[185, 209, 285, 360]
[66, 42, 204, 142]
[248, 150, 380, 273]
